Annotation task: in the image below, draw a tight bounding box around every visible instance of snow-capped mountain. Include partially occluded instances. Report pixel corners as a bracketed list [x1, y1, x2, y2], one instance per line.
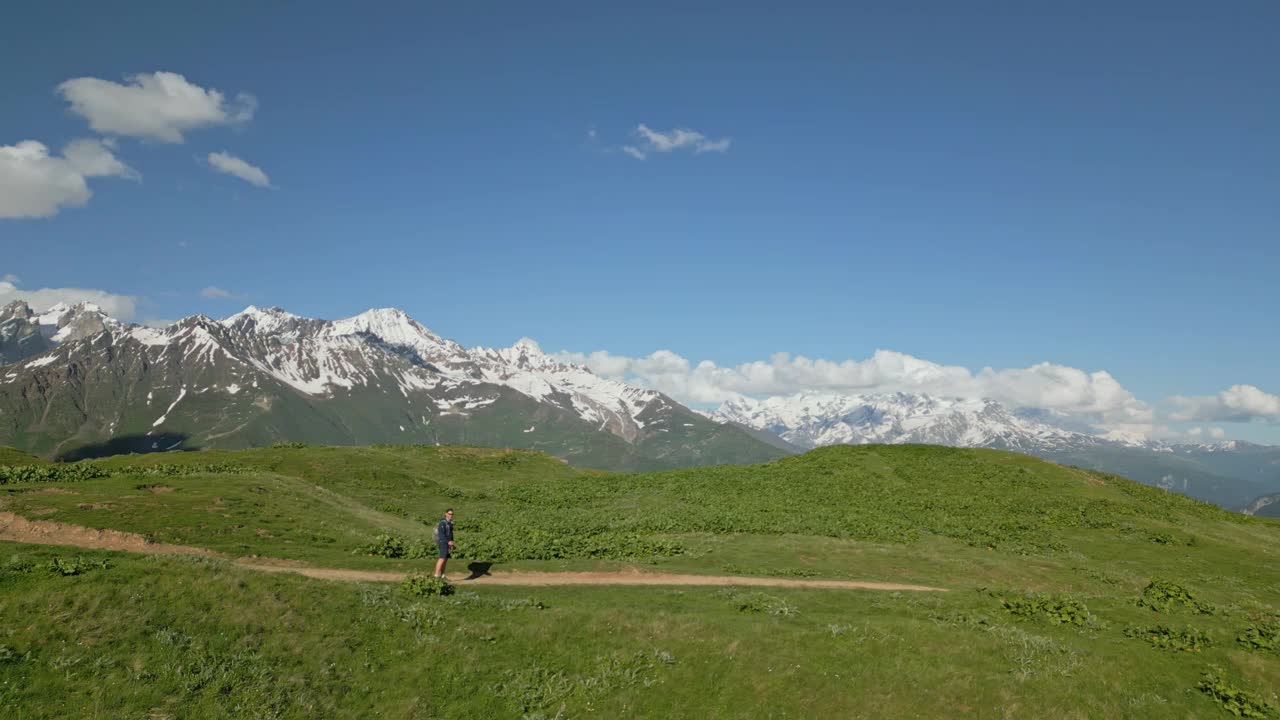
[0, 302, 782, 470]
[710, 392, 1108, 452]
[0, 300, 123, 363]
[220, 306, 673, 440]
[4, 299, 1276, 505]
[706, 391, 1280, 507]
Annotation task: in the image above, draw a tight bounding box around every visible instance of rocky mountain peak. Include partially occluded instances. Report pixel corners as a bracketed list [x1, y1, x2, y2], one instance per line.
[0, 300, 35, 322]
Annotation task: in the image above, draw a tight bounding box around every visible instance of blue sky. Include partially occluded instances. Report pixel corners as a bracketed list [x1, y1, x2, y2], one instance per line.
[2, 1, 1277, 441]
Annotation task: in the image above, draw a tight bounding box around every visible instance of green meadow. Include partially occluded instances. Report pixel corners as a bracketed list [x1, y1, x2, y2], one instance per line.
[2, 444, 1279, 718]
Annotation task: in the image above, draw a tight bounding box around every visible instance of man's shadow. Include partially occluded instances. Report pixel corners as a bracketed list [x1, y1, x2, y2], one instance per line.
[464, 561, 494, 580]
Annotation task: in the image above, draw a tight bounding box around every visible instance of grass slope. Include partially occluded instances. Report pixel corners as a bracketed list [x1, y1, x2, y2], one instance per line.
[2, 444, 1279, 718]
[0, 447, 44, 465]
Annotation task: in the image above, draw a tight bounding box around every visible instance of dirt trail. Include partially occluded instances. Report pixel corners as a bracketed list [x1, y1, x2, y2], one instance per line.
[0, 512, 947, 592]
[0, 511, 220, 558]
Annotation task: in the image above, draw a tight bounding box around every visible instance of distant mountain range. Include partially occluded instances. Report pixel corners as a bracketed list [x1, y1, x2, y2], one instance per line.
[3, 299, 1277, 507]
[0, 301, 784, 471]
[705, 392, 1280, 508]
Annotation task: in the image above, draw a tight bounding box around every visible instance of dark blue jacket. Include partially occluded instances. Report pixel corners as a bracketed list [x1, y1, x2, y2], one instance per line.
[436, 519, 454, 546]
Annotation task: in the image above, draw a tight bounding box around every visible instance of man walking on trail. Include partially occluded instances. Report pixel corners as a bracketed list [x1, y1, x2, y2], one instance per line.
[433, 508, 455, 578]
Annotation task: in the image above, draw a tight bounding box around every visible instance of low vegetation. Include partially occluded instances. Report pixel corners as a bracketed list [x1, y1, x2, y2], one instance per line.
[1, 443, 1278, 717]
[0, 464, 108, 485]
[1237, 622, 1280, 654]
[1125, 625, 1213, 653]
[1138, 579, 1218, 615]
[996, 590, 1096, 627]
[401, 573, 454, 597]
[1198, 667, 1277, 718]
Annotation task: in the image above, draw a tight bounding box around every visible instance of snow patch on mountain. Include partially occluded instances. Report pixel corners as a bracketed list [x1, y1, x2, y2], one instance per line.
[152, 387, 187, 428]
[222, 306, 308, 339]
[127, 326, 171, 346]
[33, 303, 76, 328]
[326, 308, 466, 363]
[24, 354, 61, 369]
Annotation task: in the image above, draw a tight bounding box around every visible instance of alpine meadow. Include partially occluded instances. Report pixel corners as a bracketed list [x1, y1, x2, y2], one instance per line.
[2, 444, 1279, 717]
[4, 3, 1280, 718]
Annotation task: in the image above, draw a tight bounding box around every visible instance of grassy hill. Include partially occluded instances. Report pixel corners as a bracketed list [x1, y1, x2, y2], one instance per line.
[0, 447, 44, 465]
[2, 444, 1279, 718]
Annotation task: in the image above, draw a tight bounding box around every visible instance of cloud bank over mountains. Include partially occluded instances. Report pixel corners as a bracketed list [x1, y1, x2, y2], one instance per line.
[0, 278, 1273, 441]
[0, 277, 138, 320]
[1171, 385, 1280, 425]
[555, 345, 1277, 438]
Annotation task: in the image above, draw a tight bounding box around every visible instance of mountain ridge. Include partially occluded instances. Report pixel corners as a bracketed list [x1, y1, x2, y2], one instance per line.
[5, 299, 1276, 505]
[0, 300, 784, 470]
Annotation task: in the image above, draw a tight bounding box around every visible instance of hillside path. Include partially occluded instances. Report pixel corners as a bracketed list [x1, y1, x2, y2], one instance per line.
[0, 512, 947, 592]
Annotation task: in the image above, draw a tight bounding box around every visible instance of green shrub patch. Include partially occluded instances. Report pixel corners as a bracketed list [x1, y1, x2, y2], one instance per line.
[1237, 623, 1280, 654]
[720, 590, 799, 617]
[1197, 667, 1277, 718]
[1138, 580, 1215, 615]
[400, 573, 454, 597]
[357, 534, 411, 559]
[113, 463, 249, 477]
[997, 591, 1095, 627]
[0, 464, 107, 484]
[46, 556, 110, 576]
[1123, 625, 1211, 652]
[0, 462, 247, 486]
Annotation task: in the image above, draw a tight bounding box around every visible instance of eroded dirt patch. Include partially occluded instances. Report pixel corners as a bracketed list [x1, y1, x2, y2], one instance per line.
[0, 511, 220, 557]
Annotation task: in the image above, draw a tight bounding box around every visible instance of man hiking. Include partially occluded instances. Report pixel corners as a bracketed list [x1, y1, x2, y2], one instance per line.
[433, 508, 455, 578]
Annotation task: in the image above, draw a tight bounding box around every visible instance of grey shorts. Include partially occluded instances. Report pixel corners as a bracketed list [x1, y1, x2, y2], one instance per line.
[437, 544, 451, 559]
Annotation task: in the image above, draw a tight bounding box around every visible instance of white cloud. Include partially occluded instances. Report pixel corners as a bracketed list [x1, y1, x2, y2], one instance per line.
[1182, 426, 1232, 441]
[694, 137, 732, 154]
[1170, 385, 1280, 424]
[618, 124, 731, 160]
[207, 151, 270, 188]
[58, 71, 256, 143]
[0, 278, 137, 319]
[200, 286, 246, 300]
[63, 138, 139, 180]
[554, 346, 1152, 427]
[1, 273, 18, 283]
[0, 139, 138, 219]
